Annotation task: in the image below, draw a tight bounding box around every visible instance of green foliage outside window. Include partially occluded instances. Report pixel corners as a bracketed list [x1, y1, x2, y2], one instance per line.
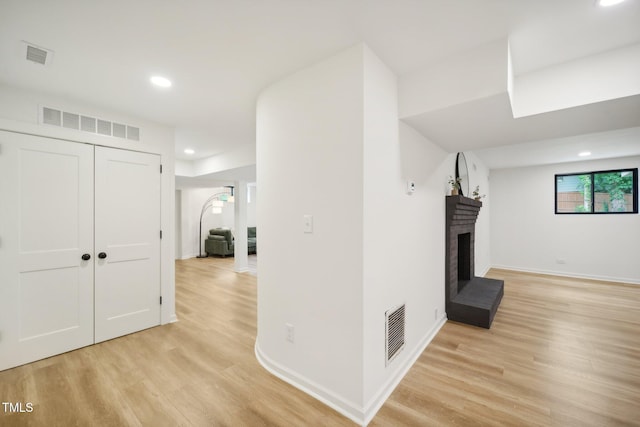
[593, 171, 634, 212]
[555, 168, 638, 214]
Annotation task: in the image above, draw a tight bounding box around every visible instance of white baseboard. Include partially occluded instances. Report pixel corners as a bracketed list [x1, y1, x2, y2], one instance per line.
[490, 264, 640, 285]
[477, 266, 491, 277]
[362, 315, 447, 425]
[254, 316, 447, 426]
[255, 342, 365, 425]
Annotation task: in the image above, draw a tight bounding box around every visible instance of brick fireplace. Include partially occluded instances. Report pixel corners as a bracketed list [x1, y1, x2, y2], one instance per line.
[445, 195, 503, 328]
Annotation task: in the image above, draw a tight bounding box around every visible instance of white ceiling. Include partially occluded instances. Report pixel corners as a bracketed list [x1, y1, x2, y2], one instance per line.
[404, 92, 640, 155]
[1, 0, 639, 171]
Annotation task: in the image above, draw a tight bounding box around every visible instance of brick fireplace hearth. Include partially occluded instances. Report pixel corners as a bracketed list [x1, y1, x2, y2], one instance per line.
[445, 195, 503, 328]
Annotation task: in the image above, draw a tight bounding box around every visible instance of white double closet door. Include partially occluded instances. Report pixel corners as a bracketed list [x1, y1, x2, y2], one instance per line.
[0, 131, 160, 371]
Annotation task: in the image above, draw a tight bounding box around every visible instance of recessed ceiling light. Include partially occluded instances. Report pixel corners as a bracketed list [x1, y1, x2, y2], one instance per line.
[579, 151, 592, 157]
[150, 76, 172, 88]
[184, 148, 195, 155]
[598, 0, 625, 7]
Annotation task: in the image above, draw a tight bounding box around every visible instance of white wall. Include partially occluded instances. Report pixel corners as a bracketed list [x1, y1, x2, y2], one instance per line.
[175, 190, 183, 260]
[491, 156, 640, 284]
[256, 44, 366, 421]
[256, 43, 491, 425]
[362, 48, 453, 416]
[465, 151, 492, 276]
[178, 187, 235, 259]
[0, 83, 177, 323]
[247, 184, 258, 227]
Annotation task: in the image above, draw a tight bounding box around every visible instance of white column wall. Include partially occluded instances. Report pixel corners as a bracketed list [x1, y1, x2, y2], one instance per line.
[362, 44, 452, 419]
[234, 180, 249, 272]
[255, 43, 492, 425]
[256, 44, 365, 419]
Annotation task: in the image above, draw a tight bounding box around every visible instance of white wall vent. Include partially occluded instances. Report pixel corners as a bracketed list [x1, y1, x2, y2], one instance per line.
[22, 41, 54, 66]
[62, 112, 80, 130]
[112, 122, 127, 138]
[42, 107, 62, 126]
[80, 116, 96, 133]
[40, 106, 141, 142]
[97, 119, 112, 136]
[385, 303, 406, 366]
[126, 125, 140, 141]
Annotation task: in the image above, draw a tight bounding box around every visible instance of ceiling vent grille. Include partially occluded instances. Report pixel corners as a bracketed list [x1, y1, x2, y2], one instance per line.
[40, 106, 140, 142]
[26, 45, 48, 65]
[22, 41, 54, 66]
[385, 304, 406, 366]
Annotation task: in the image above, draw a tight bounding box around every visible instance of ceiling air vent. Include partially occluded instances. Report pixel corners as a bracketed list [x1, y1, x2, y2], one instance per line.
[23, 41, 54, 66]
[385, 303, 406, 366]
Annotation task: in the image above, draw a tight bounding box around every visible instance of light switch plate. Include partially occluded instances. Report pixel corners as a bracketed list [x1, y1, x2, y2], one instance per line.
[303, 214, 313, 233]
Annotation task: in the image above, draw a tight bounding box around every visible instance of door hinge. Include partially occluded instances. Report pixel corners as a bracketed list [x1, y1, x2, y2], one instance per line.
[160, 296, 163, 305]
[160, 164, 163, 173]
[160, 230, 163, 239]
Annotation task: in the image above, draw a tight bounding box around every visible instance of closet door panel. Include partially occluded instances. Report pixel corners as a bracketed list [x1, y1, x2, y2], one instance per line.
[0, 131, 94, 371]
[94, 146, 161, 343]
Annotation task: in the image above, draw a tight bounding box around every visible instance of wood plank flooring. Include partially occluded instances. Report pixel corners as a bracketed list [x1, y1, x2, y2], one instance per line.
[371, 269, 640, 427]
[1, 261, 638, 426]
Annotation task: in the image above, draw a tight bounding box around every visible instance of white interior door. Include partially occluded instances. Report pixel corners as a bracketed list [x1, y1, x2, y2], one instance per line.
[94, 146, 161, 343]
[0, 131, 94, 370]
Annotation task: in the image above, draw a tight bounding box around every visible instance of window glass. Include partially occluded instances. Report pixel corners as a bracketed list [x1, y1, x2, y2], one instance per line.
[593, 171, 634, 213]
[555, 168, 638, 214]
[556, 174, 591, 213]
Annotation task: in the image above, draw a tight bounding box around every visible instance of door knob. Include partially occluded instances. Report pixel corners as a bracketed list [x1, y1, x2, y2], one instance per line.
[98, 252, 107, 259]
[81, 253, 91, 261]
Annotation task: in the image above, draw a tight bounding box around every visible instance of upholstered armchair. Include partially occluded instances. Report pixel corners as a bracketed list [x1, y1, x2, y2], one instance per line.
[204, 227, 257, 257]
[205, 228, 234, 257]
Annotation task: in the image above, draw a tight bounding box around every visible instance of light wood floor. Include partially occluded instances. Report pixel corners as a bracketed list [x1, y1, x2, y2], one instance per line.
[1, 261, 638, 426]
[372, 269, 640, 426]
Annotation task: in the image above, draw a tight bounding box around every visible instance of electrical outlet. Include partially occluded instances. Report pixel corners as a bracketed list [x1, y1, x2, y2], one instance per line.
[286, 323, 295, 343]
[556, 258, 566, 264]
[435, 308, 438, 320]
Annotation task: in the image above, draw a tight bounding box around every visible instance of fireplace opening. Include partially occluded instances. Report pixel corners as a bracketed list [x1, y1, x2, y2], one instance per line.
[458, 232, 471, 291]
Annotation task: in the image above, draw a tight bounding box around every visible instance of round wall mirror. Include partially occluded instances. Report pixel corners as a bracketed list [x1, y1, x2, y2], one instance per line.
[456, 152, 469, 197]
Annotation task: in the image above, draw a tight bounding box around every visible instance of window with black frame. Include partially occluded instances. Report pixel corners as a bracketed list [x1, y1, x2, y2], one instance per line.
[555, 168, 638, 214]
